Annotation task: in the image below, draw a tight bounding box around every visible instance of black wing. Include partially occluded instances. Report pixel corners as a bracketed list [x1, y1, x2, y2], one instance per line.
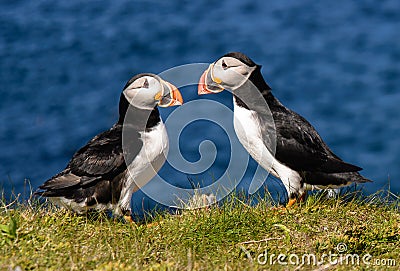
[69, 125, 127, 177]
[39, 124, 143, 191]
[261, 95, 362, 173]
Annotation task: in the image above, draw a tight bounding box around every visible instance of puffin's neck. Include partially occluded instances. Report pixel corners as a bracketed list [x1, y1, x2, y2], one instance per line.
[118, 93, 130, 124]
[118, 94, 161, 130]
[248, 66, 271, 95]
[232, 68, 273, 110]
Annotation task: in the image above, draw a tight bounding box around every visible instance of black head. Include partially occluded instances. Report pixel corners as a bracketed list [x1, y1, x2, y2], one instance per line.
[221, 52, 257, 67]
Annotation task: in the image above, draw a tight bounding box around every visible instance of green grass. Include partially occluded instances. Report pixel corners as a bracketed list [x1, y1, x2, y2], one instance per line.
[1, 192, 399, 271]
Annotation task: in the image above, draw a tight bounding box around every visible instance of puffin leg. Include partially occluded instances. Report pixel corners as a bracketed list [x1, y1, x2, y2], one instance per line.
[124, 212, 157, 227]
[123, 215, 134, 223]
[286, 198, 297, 208]
[121, 208, 158, 227]
[121, 209, 135, 223]
[286, 192, 307, 208]
[145, 221, 160, 228]
[299, 191, 307, 202]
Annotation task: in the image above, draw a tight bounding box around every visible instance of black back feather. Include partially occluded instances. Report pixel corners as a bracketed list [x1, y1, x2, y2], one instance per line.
[230, 52, 367, 184]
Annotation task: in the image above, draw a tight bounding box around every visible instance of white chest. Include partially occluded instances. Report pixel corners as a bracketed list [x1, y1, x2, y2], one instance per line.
[233, 101, 302, 193]
[128, 122, 169, 185]
[233, 103, 270, 166]
[118, 122, 168, 211]
[140, 123, 169, 164]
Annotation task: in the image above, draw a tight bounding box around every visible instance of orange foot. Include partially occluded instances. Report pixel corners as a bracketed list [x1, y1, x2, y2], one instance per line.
[124, 215, 135, 223]
[271, 206, 289, 213]
[145, 221, 160, 228]
[286, 192, 307, 208]
[123, 215, 160, 228]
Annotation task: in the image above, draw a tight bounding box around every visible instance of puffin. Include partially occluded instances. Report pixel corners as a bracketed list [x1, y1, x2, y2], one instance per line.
[35, 73, 183, 221]
[198, 52, 371, 206]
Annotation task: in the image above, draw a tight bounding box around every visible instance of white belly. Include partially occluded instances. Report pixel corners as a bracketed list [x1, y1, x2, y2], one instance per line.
[118, 122, 169, 212]
[50, 197, 111, 214]
[233, 102, 302, 195]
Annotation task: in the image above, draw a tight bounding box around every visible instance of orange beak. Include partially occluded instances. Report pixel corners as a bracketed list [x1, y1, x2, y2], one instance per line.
[166, 81, 183, 106]
[158, 80, 183, 107]
[198, 69, 213, 95]
[198, 65, 224, 95]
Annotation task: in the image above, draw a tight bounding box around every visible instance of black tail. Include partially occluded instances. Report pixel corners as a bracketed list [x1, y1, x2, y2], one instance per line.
[302, 171, 372, 187]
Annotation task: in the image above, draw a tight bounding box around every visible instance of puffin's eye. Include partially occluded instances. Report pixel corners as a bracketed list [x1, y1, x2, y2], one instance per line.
[221, 60, 228, 70]
[143, 78, 149, 88]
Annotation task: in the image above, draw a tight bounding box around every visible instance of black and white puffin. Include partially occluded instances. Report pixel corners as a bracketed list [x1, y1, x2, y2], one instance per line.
[35, 73, 183, 221]
[198, 52, 371, 206]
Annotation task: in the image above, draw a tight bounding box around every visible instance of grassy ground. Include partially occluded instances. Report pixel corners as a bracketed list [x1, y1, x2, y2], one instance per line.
[1, 192, 399, 271]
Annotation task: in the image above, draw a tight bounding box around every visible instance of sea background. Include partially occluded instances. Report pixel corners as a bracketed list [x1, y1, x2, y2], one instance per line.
[1, 0, 399, 212]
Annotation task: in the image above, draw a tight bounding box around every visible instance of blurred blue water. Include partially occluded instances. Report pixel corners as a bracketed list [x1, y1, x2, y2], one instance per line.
[1, 0, 399, 209]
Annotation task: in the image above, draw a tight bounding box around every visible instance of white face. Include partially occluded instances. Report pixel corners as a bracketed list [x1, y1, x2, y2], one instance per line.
[210, 57, 256, 90]
[123, 76, 163, 110]
[123, 75, 183, 109]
